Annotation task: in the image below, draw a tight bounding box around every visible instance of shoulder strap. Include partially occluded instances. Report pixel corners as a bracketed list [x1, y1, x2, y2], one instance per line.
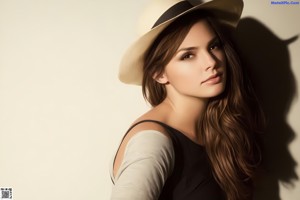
[124, 119, 178, 150]
[125, 119, 171, 135]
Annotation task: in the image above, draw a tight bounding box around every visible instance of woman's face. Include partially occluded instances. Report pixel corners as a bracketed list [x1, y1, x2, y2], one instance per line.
[160, 19, 226, 100]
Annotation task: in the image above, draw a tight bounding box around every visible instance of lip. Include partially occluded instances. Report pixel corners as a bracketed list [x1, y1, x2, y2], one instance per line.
[201, 72, 223, 84]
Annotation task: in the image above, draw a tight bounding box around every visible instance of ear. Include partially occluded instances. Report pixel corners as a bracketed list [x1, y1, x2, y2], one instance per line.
[153, 72, 169, 84]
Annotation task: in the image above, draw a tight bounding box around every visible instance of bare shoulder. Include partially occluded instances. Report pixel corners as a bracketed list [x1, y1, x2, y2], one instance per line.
[124, 105, 169, 139]
[124, 119, 169, 143]
[113, 105, 172, 177]
[113, 116, 170, 178]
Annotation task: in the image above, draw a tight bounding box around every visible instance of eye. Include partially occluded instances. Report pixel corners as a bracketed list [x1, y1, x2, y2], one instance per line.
[180, 52, 194, 60]
[209, 40, 223, 51]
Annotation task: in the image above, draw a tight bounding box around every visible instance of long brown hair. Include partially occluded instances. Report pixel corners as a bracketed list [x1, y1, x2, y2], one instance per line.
[142, 11, 264, 200]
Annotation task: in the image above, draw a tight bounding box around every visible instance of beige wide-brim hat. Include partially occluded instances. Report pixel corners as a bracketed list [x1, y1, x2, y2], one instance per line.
[119, 0, 244, 85]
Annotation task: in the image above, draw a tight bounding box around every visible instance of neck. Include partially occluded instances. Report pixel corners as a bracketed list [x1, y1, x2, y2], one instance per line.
[160, 94, 208, 141]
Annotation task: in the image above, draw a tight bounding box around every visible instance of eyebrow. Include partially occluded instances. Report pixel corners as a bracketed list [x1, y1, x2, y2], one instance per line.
[176, 36, 219, 54]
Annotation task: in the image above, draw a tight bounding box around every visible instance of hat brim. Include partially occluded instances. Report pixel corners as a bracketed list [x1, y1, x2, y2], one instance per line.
[119, 0, 243, 85]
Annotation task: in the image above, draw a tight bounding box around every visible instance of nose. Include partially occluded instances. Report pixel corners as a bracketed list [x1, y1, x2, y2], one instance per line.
[200, 51, 217, 71]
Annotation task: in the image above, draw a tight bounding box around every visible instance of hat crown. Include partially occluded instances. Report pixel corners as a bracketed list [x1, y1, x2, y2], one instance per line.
[137, 0, 216, 36]
[137, 0, 185, 36]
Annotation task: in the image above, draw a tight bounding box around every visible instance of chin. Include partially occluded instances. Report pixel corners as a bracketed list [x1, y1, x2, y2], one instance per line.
[202, 85, 225, 98]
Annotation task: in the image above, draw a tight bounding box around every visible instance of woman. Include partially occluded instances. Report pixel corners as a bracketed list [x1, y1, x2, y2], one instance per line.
[110, 0, 264, 199]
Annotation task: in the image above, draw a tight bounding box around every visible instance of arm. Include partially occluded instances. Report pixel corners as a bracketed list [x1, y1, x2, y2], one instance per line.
[111, 130, 174, 200]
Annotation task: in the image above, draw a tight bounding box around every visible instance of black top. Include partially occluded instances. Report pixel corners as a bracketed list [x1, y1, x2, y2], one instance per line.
[130, 120, 226, 200]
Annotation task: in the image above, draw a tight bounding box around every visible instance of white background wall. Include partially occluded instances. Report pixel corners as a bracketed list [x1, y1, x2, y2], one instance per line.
[0, 0, 299, 199]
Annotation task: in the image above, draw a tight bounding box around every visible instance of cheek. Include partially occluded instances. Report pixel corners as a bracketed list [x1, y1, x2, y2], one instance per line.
[214, 50, 227, 75]
[165, 63, 199, 85]
[214, 50, 226, 64]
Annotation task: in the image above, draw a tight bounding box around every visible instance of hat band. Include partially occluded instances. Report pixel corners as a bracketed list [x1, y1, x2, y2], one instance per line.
[152, 1, 193, 28]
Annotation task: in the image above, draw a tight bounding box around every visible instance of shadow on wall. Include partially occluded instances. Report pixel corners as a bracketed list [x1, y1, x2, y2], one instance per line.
[234, 17, 299, 200]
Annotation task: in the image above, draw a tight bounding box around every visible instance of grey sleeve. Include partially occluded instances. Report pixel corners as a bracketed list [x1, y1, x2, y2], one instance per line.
[110, 130, 175, 200]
